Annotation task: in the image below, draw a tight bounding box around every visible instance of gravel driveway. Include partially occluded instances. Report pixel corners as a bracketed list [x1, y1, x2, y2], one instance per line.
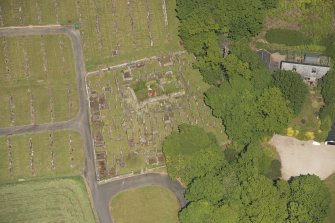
[269, 134, 335, 180]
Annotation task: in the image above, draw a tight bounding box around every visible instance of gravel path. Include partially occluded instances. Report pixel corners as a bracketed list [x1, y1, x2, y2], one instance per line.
[269, 134, 335, 180]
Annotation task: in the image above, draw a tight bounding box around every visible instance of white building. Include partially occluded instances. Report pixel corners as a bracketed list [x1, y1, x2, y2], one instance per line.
[281, 61, 330, 83]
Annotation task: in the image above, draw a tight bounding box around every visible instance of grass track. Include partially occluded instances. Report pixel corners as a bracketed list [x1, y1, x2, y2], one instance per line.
[110, 186, 179, 223]
[0, 177, 96, 223]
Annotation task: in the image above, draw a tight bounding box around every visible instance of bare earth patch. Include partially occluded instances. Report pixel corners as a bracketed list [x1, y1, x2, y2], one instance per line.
[269, 134, 335, 180]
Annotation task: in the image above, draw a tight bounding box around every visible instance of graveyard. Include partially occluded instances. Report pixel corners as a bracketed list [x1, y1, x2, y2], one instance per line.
[0, 130, 84, 183]
[0, 35, 79, 127]
[88, 53, 227, 179]
[0, 177, 96, 223]
[0, 0, 181, 71]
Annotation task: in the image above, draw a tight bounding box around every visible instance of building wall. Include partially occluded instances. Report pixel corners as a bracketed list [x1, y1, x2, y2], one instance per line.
[281, 61, 330, 80]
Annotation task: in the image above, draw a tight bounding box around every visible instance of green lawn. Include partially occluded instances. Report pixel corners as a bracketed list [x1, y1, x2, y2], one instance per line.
[0, 177, 96, 223]
[0, 35, 79, 127]
[110, 186, 179, 223]
[0, 130, 84, 184]
[324, 174, 335, 223]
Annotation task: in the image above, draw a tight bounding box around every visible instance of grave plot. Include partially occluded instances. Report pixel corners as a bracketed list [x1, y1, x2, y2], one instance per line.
[0, 35, 79, 127]
[0, 0, 181, 71]
[0, 130, 84, 183]
[87, 53, 226, 179]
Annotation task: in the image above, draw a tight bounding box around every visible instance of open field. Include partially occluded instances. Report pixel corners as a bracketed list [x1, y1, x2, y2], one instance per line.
[0, 0, 181, 71]
[0, 130, 84, 184]
[0, 35, 79, 127]
[110, 185, 179, 223]
[0, 177, 96, 223]
[87, 53, 227, 178]
[324, 173, 335, 223]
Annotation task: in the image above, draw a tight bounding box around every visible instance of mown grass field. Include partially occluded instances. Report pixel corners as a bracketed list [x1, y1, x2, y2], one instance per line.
[110, 186, 179, 223]
[324, 173, 335, 223]
[0, 35, 79, 127]
[0, 130, 84, 184]
[0, 0, 181, 71]
[88, 53, 227, 177]
[0, 177, 96, 223]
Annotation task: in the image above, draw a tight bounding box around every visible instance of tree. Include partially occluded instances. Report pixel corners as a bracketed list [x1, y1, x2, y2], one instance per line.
[321, 70, 335, 105]
[239, 175, 288, 223]
[288, 175, 331, 223]
[163, 125, 224, 185]
[272, 70, 309, 115]
[257, 87, 293, 133]
[185, 165, 240, 205]
[205, 80, 263, 144]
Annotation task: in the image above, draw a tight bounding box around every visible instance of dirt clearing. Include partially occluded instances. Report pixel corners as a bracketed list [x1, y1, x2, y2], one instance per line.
[269, 134, 335, 180]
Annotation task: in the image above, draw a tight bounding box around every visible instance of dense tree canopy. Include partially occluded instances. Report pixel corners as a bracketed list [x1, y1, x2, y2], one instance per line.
[163, 125, 225, 185]
[320, 70, 335, 131]
[163, 126, 331, 223]
[176, 0, 274, 84]
[272, 70, 309, 115]
[288, 175, 331, 223]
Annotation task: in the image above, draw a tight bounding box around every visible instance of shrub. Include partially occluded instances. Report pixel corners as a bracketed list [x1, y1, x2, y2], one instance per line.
[265, 29, 311, 46]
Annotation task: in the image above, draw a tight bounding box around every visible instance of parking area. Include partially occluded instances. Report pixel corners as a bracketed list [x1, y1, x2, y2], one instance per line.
[269, 134, 335, 180]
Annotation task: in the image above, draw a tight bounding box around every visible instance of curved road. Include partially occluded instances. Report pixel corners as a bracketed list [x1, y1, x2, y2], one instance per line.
[0, 26, 186, 223]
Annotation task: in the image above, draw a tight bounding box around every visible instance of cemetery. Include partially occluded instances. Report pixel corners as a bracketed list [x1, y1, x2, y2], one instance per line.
[0, 130, 84, 183]
[0, 0, 181, 71]
[0, 35, 79, 127]
[88, 53, 227, 179]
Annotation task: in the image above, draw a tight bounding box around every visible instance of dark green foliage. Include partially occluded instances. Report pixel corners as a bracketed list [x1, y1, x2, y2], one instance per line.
[176, 0, 269, 84]
[321, 70, 335, 105]
[240, 175, 288, 223]
[288, 175, 331, 223]
[164, 128, 331, 223]
[320, 70, 335, 131]
[265, 159, 282, 180]
[320, 103, 335, 131]
[258, 87, 293, 133]
[272, 70, 309, 115]
[205, 80, 263, 144]
[233, 144, 274, 180]
[265, 29, 311, 46]
[163, 125, 224, 185]
[227, 0, 265, 39]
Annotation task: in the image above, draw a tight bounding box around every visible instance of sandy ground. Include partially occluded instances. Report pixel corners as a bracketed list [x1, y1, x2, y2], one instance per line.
[269, 135, 335, 180]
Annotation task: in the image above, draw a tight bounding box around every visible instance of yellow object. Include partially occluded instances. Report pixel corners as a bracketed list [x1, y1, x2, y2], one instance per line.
[287, 127, 294, 136]
[305, 131, 315, 140]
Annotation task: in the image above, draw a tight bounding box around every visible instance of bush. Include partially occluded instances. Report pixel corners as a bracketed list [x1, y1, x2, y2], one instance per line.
[265, 29, 311, 46]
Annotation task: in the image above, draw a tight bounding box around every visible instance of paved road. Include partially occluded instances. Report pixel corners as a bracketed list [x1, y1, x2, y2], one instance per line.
[0, 26, 186, 223]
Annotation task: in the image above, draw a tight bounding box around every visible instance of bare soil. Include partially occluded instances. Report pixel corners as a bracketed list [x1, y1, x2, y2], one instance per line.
[269, 134, 335, 180]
